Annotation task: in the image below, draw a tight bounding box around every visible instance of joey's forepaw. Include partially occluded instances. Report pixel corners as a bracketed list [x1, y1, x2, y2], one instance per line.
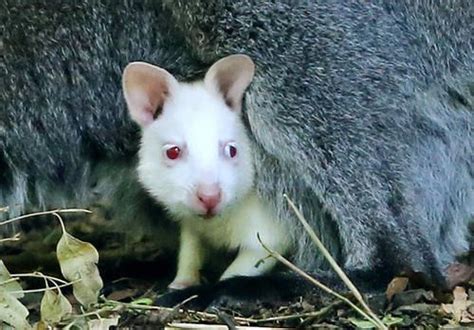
[155, 274, 311, 313]
[154, 281, 277, 314]
[168, 279, 200, 290]
[155, 284, 214, 310]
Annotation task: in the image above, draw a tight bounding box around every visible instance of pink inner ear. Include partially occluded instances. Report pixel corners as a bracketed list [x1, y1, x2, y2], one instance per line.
[123, 62, 174, 127]
[127, 89, 157, 126]
[134, 104, 155, 126]
[204, 55, 255, 113]
[127, 81, 169, 127]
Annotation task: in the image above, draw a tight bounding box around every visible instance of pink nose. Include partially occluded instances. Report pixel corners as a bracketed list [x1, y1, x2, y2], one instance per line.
[197, 185, 221, 211]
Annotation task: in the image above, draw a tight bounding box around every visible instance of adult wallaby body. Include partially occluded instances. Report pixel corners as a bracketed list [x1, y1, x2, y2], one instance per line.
[1, 0, 472, 308]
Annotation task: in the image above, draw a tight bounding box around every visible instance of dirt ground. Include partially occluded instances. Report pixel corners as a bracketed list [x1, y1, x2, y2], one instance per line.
[1, 209, 473, 329]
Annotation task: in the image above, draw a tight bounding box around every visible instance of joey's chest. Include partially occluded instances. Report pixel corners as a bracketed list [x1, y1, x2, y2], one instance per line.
[179, 192, 276, 251]
[184, 216, 241, 250]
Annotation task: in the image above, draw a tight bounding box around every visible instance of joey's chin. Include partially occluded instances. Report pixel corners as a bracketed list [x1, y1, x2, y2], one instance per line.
[194, 205, 222, 219]
[201, 205, 227, 219]
[198, 212, 216, 220]
[167, 203, 224, 220]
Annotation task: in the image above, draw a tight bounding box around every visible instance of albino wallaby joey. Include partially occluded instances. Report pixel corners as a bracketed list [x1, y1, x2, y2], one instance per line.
[122, 55, 290, 289]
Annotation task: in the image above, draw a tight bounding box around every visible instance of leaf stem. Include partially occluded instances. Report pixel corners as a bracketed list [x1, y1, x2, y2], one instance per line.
[0, 208, 91, 227]
[284, 194, 387, 330]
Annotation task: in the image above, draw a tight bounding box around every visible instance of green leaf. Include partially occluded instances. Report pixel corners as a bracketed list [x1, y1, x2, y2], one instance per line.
[348, 317, 376, 329]
[382, 314, 404, 326]
[131, 297, 153, 306]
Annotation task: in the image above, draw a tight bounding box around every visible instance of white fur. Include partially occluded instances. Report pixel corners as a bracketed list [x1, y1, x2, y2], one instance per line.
[171, 192, 290, 288]
[124, 56, 290, 289]
[138, 82, 254, 219]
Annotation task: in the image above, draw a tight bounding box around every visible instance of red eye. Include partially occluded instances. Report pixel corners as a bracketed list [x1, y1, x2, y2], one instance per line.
[166, 146, 181, 160]
[224, 143, 237, 158]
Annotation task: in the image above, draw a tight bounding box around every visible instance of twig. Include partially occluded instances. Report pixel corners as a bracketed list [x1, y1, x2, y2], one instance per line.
[257, 235, 379, 326]
[125, 301, 219, 319]
[101, 299, 340, 326]
[52, 212, 68, 235]
[161, 295, 199, 324]
[11, 272, 69, 285]
[116, 300, 252, 324]
[11, 280, 78, 294]
[209, 307, 237, 330]
[0, 208, 92, 227]
[246, 301, 341, 323]
[0, 233, 21, 243]
[5, 272, 79, 294]
[174, 294, 199, 308]
[68, 304, 120, 319]
[0, 277, 21, 286]
[284, 194, 387, 330]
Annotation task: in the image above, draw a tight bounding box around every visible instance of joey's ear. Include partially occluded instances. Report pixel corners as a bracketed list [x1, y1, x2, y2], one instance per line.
[122, 62, 178, 127]
[204, 54, 255, 112]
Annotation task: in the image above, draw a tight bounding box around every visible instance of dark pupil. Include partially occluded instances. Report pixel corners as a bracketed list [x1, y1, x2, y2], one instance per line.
[230, 146, 237, 157]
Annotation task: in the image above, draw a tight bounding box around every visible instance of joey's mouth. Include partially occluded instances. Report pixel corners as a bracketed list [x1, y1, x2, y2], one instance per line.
[202, 212, 215, 220]
[191, 199, 223, 219]
[197, 208, 218, 219]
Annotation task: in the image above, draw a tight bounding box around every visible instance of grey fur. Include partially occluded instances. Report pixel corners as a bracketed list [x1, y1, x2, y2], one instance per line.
[1, 0, 473, 286]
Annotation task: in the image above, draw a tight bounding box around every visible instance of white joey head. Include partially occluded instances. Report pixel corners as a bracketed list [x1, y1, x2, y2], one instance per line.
[122, 55, 256, 219]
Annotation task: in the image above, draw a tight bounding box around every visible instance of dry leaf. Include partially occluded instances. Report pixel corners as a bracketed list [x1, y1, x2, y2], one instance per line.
[56, 232, 103, 307]
[0, 261, 24, 299]
[167, 324, 293, 330]
[0, 288, 31, 329]
[446, 262, 474, 288]
[386, 276, 409, 301]
[395, 303, 439, 314]
[106, 288, 138, 301]
[460, 312, 474, 324]
[40, 288, 73, 324]
[87, 315, 120, 329]
[441, 286, 474, 323]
